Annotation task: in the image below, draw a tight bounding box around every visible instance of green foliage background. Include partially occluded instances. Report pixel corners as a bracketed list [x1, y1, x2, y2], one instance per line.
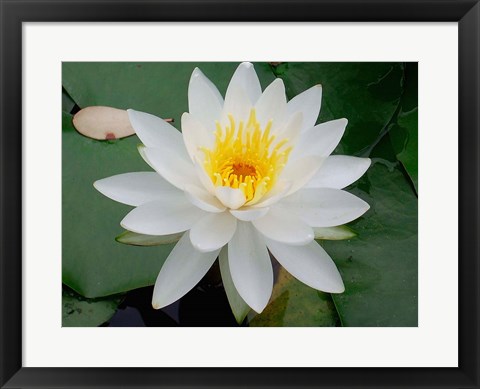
[62, 62, 418, 327]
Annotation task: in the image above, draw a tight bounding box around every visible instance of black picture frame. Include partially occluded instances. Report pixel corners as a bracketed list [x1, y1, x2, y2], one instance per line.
[1, 1, 478, 388]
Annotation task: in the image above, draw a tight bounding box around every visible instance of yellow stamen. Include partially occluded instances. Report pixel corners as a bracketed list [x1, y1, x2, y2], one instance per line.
[202, 109, 292, 205]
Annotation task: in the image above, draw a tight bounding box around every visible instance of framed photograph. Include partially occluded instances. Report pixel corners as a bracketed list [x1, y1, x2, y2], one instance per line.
[1, 0, 478, 388]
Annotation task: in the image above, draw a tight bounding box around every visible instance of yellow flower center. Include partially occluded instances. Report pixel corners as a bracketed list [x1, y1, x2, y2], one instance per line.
[201, 109, 292, 205]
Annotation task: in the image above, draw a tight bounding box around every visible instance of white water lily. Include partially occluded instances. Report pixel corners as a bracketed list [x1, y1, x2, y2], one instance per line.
[94, 62, 371, 319]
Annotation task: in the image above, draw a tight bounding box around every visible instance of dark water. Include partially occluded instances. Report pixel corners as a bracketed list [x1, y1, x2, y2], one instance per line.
[104, 282, 242, 327]
[104, 256, 283, 327]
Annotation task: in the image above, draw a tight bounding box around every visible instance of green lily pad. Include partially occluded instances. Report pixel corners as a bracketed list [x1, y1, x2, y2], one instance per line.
[390, 63, 418, 192]
[324, 162, 418, 326]
[393, 108, 418, 192]
[274, 62, 404, 156]
[63, 62, 276, 119]
[62, 285, 123, 327]
[62, 112, 177, 297]
[249, 265, 340, 327]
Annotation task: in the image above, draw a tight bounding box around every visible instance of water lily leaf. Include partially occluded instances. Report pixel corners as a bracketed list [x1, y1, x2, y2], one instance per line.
[63, 62, 275, 119]
[116, 230, 183, 246]
[324, 162, 418, 326]
[249, 265, 340, 327]
[62, 112, 176, 298]
[274, 62, 404, 156]
[62, 286, 123, 327]
[313, 226, 356, 240]
[389, 63, 418, 193]
[392, 108, 418, 191]
[73, 106, 135, 140]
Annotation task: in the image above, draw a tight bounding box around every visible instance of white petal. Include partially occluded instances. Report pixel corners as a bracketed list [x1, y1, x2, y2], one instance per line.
[251, 180, 292, 208]
[144, 147, 200, 191]
[152, 232, 219, 309]
[94, 172, 179, 207]
[278, 188, 370, 227]
[181, 112, 214, 161]
[226, 62, 262, 105]
[306, 156, 371, 189]
[121, 199, 206, 235]
[265, 238, 345, 293]
[221, 83, 252, 127]
[188, 68, 223, 130]
[137, 144, 155, 170]
[184, 184, 226, 213]
[230, 207, 270, 221]
[193, 157, 216, 194]
[287, 85, 322, 132]
[228, 222, 273, 313]
[280, 156, 324, 196]
[190, 212, 237, 252]
[277, 111, 303, 145]
[254, 78, 286, 132]
[128, 109, 182, 149]
[292, 118, 348, 160]
[252, 207, 314, 245]
[215, 187, 246, 210]
[219, 247, 250, 324]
